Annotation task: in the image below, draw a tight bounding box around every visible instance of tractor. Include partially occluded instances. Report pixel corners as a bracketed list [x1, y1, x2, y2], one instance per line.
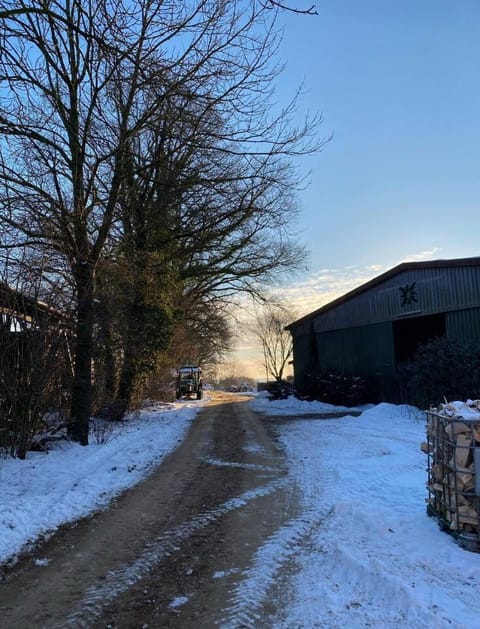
[176, 365, 203, 400]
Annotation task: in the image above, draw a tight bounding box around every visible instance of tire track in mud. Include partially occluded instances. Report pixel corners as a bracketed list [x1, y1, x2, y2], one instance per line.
[63, 478, 289, 628]
[0, 394, 303, 628]
[217, 509, 331, 629]
[95, 396, 300, 629]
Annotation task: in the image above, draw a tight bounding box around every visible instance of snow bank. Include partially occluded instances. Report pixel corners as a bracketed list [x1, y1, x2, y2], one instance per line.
[0, 400, 202, 564]
[259, 400, 480, 628]
[250, 390, 369, 415]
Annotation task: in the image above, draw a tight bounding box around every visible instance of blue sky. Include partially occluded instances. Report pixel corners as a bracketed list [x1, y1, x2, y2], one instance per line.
[277, 0, 480, 272]
[233, 1, 480, 378]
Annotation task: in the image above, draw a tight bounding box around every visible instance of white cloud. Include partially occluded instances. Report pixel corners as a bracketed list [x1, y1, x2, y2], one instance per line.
[275, 264, 386, 318]
[227, 264, 384, 379]
[227, 249, 444, 379]
[400, 247, 440, 262]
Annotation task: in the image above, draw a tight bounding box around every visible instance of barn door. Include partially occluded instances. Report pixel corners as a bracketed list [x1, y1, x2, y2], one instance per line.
[393, 313, 446, 365]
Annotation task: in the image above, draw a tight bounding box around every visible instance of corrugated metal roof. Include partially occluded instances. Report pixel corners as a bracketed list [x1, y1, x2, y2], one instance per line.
[286, 256, 480, 330]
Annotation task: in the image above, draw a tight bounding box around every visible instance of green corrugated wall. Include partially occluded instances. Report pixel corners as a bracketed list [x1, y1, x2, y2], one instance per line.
[292, 334, 315, 384]
[446, 307, 480, 343]
[289, 262, 480, 402]
[315, 321, 395, 376]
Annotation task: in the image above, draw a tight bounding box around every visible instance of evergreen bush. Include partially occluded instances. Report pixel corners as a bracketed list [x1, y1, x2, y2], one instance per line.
[398, 337, 480, 409]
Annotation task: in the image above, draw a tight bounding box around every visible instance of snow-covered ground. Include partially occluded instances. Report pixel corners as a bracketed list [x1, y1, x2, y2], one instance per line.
[2, 393, 480, 628]
[0, 399, 201, 565]
[249, 395, 480, 629]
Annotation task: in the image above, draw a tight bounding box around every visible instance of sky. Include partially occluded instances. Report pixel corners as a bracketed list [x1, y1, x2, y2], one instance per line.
[233, 0, 480, 379]
[3, 394, 480, 626]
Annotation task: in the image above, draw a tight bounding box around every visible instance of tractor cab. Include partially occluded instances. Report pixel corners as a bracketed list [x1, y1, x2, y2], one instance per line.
[176, 365, 203, 400]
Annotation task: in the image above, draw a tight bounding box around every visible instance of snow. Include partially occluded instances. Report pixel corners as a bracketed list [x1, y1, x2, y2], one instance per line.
[249, 395, 480, 628]
[169, 595, 190, 609]
[251, 394, 369, 416]
[2, 392, 480, 627]
[0, 399, 201, 565]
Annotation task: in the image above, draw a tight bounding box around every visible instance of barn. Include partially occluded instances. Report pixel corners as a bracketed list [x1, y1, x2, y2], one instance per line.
[286, 257, 480, 402]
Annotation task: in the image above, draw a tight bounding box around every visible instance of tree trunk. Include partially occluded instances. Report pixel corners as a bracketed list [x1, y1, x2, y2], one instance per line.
[95, 292, 118, 404]
[103, 325, 117, 404]
[115, 351, 134, 419]
[115, 297, 143, 418]
[69, 263, 94, 445]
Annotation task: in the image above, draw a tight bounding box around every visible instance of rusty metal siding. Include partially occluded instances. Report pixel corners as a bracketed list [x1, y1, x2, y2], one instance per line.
[313, 264, 480, 333]
[446, 308, 480, 344]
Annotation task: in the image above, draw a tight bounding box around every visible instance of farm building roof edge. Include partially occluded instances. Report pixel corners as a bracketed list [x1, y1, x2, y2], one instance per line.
[286, 256, 480, 330]
[0, 281, 68, 323]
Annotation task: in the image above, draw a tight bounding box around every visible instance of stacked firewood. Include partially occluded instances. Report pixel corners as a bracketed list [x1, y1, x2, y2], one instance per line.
[423, 400, 480, 547]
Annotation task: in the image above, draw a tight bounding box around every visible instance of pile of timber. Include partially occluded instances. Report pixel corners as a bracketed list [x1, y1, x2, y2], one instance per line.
[423, 400, 480, 552]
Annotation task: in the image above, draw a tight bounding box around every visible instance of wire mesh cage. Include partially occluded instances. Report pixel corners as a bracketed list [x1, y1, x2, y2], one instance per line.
[425, 403, 480, 552]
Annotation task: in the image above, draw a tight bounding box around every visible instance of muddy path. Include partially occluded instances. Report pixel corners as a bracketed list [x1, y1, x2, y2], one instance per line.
[0, 394, 301, 628]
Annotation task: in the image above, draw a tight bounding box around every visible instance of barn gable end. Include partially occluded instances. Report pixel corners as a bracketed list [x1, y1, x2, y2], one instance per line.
[287, 257, 480, 402]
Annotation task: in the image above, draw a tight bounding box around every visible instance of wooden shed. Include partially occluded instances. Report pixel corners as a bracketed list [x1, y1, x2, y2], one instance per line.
[286, 257, 480, 401]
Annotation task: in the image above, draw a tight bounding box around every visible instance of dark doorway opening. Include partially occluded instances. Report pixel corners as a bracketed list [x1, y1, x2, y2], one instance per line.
[393, 313, 446, 365]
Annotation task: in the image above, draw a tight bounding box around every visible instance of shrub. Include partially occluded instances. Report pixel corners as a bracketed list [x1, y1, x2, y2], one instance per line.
[267, 380, 294, 400]
[0, 324, 69, 458]
[398, 337, 480, 409]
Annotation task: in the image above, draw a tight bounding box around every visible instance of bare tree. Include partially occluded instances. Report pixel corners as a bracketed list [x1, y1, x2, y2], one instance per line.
[0, 256, 71, 458]
[89, 2, 324, 414]
[0, 1, 318, 20]
[253, 300, 296, 381]
[0, 0, 161, 443]
[0, 0, 323, 442]
[264, 1, 317, 14]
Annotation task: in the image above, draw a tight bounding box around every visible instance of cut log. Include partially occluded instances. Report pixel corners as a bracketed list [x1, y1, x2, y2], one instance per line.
[425, 410, 480, 546]
[445, 422, 470, 439]
[455, 433, 472, 468]
[458, 504, 479, 525]
[473, 425, 480, 443]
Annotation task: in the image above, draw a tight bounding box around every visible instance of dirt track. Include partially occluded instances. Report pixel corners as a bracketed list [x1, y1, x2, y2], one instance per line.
[0, 393, 299, 628]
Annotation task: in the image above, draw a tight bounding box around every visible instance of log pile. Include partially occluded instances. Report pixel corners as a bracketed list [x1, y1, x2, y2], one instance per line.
[424, 400, 480, 552]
